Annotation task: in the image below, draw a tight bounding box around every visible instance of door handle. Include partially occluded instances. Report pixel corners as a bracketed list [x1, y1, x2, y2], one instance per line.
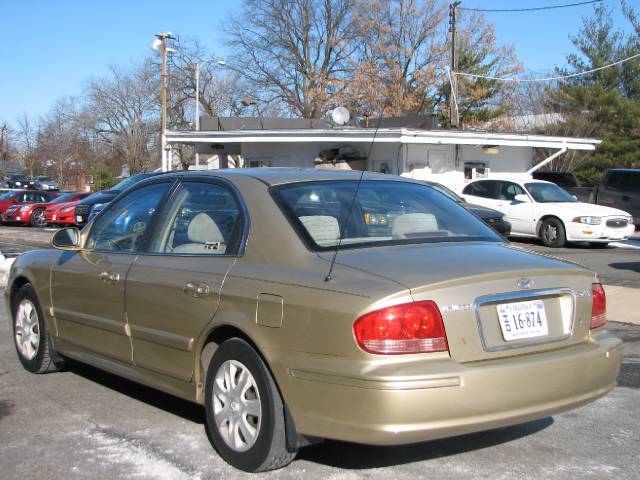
[100, 271, 120, 284]
[622, 195, 630, 201]
[183, 281, 210, 298]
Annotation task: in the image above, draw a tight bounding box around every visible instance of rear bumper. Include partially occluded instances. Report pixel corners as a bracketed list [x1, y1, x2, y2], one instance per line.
[273, 331, 622, 445]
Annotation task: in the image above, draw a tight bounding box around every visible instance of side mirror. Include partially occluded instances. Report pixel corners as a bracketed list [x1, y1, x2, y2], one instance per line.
[513, 194, 530, 203]
[51, 227, 81, 250]
[572, 195, 578, 201]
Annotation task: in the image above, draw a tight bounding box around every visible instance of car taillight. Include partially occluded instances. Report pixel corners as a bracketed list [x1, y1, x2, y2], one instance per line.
[353, 301, 448, 354]
[591, 283, 606, 329]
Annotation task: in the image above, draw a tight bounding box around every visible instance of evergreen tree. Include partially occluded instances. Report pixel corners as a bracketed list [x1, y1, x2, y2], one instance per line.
[547, 4, 640, 184]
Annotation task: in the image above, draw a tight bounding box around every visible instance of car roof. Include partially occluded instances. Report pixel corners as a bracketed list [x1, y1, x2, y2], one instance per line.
[469, 177, 554, 186]
[156, 168, 418, 187]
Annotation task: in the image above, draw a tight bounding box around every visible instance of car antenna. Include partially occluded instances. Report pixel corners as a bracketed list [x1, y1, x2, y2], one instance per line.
[325, 105, 388, 282]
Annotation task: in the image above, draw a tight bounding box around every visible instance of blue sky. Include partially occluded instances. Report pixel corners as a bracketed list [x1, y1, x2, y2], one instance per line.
[0, 0, 634, 126]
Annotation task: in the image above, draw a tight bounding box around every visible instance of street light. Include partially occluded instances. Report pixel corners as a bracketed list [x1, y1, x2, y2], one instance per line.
[151, 31, 175, 171]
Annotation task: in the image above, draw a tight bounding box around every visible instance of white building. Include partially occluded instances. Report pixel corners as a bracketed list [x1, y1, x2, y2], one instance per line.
[165, 120, 600, 192]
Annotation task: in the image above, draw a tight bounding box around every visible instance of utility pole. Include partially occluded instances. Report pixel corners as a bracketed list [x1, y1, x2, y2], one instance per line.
[0, 124, 7, 177]
[195, 62, 200, 169]
[449, 1, 461, 129]
[153, 32, 174, 171]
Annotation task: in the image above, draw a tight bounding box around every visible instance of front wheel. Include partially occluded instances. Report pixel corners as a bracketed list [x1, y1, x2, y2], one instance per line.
[204, 338, 296, 472]
[30, 208, 46, 227]
[540, 218, 566, 248]
[12, 284, 65, 373]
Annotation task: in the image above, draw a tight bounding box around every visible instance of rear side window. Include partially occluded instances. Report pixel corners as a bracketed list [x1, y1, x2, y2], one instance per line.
[149, 182, 244, 255]
[604, 172, 626, 191]
[462, 181, 500, 199]
[622, 172, 640, 193]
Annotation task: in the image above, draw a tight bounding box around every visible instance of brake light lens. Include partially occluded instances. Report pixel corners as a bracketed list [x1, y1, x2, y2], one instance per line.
[353, 301, 448, 354]
[591, 283, 606, 329]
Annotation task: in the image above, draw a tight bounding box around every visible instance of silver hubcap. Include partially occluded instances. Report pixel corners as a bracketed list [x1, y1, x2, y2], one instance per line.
[15, 299, 40, 360]
[545, 224, 557, 242]
[212, 360, 261, 452]
[33, 209, 45, 226]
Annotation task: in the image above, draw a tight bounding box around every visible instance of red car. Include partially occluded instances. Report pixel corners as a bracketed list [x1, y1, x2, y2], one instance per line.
[42, 192, 91, 226]
[0, 190, 60, 226]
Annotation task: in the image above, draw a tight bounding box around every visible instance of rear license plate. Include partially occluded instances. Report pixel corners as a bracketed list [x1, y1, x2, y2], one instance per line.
[76, 215, 83, 222]
[496, 300, 548, 341]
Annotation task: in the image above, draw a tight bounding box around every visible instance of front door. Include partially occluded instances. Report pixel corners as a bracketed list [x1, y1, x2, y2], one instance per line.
[126, 179, 246, 381]
[494, 181, 536, 235]
[51, 181, 173, 363]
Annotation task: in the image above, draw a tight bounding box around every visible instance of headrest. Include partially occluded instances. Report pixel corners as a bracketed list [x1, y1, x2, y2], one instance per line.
[188, 213, 224, 244]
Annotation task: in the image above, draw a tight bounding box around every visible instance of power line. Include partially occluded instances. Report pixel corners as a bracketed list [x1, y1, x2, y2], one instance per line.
[454, 52, 640, 82]
[458, 0, 603, 13]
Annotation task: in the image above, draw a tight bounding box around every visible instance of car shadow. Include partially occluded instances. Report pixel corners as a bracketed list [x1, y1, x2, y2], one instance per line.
[609, 262, 640, 273]
[65, 359, 206, 424]
[297, 418, 553, 469]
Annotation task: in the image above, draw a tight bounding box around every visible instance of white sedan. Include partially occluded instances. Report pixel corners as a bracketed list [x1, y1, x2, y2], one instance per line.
[461, 178, 635, 247]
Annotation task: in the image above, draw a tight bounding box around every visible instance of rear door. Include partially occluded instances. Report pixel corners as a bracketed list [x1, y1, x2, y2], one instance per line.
[126, 179, 246, 381]
[51, 181, 173, 363]
[597, 171, 625, 209]
[621, 172, 640, 222]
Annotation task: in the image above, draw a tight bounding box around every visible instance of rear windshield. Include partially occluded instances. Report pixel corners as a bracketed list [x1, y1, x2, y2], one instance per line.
[272, 180, 501, 251]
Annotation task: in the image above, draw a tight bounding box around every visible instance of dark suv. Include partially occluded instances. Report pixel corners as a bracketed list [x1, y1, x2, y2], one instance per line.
[74, 172, 164, 226]
[594, 169, 640, 226]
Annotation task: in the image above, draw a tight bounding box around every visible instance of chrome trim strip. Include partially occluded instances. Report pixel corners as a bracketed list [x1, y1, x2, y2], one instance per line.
[289, 369, 461, 390]
[474, 288, 576, 353]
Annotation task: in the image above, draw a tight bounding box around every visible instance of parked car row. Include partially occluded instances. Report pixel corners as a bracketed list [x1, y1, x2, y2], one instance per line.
[0, 189, 90, 227]
[0, 173, 163, 229]
[4, 175, 60, 191]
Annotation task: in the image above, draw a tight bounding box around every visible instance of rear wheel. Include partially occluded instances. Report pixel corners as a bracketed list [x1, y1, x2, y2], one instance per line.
[12, 284, 64, 373]
[30, 208, 45, 227]
[540, 218, 566, 248]
[204, 338, 296, 472]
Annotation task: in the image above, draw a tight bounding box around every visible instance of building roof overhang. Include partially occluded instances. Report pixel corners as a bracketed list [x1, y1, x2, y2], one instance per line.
[165, 127, 601, 151]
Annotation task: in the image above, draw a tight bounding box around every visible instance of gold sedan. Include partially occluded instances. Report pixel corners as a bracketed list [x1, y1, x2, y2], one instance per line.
[6, 169, 622, 472]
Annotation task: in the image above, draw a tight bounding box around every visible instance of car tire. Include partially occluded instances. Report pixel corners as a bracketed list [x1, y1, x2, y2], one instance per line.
[30, 208, 46, 227]
[12, 284, 65, 374]
[204, 338, 296, 472]
[540, 218, 566, 248]
[589, 242, 609, 249]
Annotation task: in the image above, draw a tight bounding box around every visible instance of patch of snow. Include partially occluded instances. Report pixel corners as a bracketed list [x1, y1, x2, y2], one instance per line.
[85, 429, 200, 480]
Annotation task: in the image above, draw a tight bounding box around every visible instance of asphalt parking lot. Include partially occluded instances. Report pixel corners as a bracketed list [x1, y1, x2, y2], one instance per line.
[0, 228, 638, 479]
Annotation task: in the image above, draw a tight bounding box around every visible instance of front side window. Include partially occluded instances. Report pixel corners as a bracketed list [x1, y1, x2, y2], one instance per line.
[273, 180, 500, 251]
[86, 182, 171, 252]
[149, 182, 244, 255]
[525, 182, 577, 203]
[500, 182, 526, 201]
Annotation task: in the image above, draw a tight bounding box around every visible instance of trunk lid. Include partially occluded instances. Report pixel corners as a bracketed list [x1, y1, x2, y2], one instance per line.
[323, 242, 596, 362]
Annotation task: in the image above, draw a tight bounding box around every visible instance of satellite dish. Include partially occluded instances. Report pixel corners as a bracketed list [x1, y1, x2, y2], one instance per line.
[331, 106, 350, 126]
[151, 38, 163, 51]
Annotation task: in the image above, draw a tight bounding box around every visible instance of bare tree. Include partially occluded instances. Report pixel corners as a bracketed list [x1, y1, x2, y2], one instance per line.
[348, 0, 447, 117]
[15, 113, 40, 177]
[86, 60, 159, 173]
[224, 0, 358, 118]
